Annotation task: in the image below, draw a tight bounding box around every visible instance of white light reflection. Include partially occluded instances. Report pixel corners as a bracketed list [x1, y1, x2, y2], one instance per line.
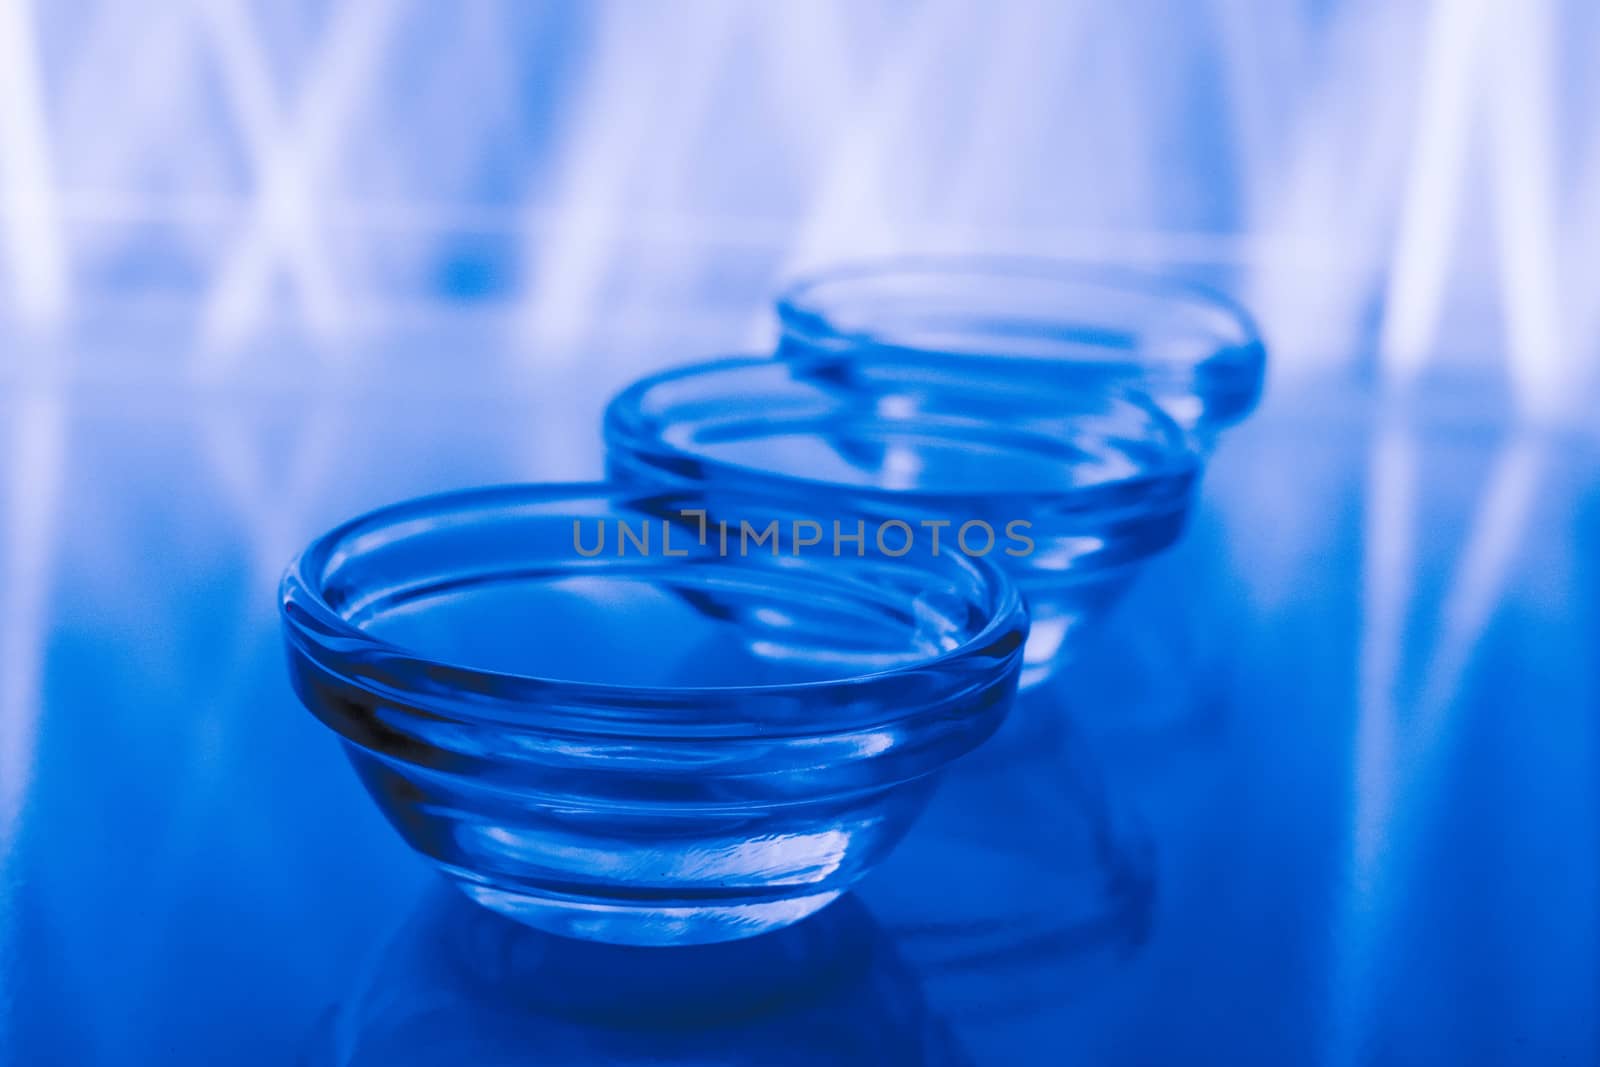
[603, 5, 747, 354]
[479, 825, 851, 882]
[1484, 0, 1565, 420]
[0, 388, 65, 858]
[1415, 435, 1544, 737]
[1328, 422, 1416, 1067]
[1210, 0, 1305, 216]
[0, 387, 63, 1058]
[197, 399, 344, 589]
[0, 0, 68, 329]
[53, 3, 194, 213]
[196, 0, 399, 363]
[779, 0, 965, 273]
[1563, 52, 1600, 399]
[1240, 0, 1419, 383]
[1377, 0, 1493, 391]
[514, 3, 741, 366]
[1332, 428, 1548, 1063]
[939, 2, 1078, 230]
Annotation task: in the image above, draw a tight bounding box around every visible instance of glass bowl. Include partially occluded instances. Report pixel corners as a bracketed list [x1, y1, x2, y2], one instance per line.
[776, 256, 1266, 445]
[604, 358, 1199, 688]
[279, 483, 1027, 946]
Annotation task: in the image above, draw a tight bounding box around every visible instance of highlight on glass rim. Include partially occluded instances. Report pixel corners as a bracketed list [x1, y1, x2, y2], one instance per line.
[2, 3, 1592, 1065]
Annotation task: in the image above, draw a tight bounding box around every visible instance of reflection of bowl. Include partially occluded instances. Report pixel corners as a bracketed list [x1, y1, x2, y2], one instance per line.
[604, 359, 1198, 687]
[303, 886, 969, 1066]
[776, 256, 1266, 446]
[279, 484, 1026, 946]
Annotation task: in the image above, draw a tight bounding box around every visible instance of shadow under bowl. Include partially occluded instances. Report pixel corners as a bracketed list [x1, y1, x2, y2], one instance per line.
[280, 483, 1027, 946]
[304, 885, 968, 1066]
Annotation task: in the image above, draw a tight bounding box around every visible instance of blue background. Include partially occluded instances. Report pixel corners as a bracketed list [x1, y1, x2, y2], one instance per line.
[0, 1, 1596, 1062]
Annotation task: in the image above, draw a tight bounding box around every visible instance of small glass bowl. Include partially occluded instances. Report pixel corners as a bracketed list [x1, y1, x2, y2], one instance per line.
[604, 358, 1199, 687]
[776, 256, 1266, 445]
[279, 483, 1027, 946]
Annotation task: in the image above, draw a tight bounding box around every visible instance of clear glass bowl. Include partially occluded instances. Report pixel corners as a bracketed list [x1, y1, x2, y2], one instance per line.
[776, 256, 1266, 446]
[279, 483, 1027, 946]
[604, 358, 1199, 687]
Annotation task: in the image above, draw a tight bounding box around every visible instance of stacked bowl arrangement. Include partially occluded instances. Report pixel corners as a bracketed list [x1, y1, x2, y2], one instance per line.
[280, 256, 1265, 949]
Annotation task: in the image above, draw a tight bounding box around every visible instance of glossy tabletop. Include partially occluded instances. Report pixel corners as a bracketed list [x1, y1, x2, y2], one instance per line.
[0, 325, 1595, 1065]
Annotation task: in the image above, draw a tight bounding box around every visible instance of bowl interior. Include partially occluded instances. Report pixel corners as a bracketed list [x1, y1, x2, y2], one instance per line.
[357, 565, 976, 688]
[779, 259, 1257, 370]
[615, 360, 1192, 504]
[305, 486, 1010, 692]
[776, 258, 1265, 432]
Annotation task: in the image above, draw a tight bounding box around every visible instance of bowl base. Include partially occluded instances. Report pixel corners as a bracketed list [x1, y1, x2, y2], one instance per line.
[443, 869, 845, 946]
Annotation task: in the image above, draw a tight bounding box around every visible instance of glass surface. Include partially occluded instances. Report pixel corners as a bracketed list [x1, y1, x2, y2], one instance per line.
[279, 483, 1027, 946]
[4, 364, 1592, 1065]
[303, 885, 970, 1065]
[604, 357, 1200, 687]
[776, 257, 1267, 445]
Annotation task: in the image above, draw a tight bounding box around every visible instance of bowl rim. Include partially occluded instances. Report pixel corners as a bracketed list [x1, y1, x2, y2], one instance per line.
[280, 481, 1029, 741]
[774, 253, 1265, 365]
[603, 355, 1202, 516]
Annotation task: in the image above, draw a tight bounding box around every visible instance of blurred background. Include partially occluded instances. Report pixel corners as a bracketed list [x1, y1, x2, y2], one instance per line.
[1, 1, 1596, 1063]
[1, 0, 1596, 408]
